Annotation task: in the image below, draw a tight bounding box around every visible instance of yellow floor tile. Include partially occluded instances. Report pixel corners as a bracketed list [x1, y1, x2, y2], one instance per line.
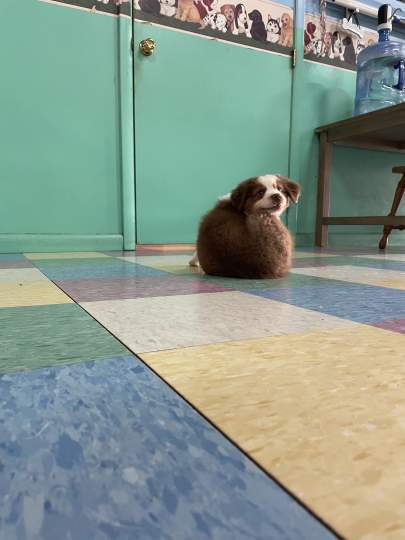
[138, 244, 195, 252]
[142, 326, 405, 540]
[148, 264, 203, 275]
[0, 281, 73, 307]
[373, 279, 405, 290]
[24, 252, 109, 260]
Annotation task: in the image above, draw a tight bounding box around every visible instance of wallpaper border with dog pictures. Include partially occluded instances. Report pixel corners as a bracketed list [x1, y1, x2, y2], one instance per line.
[39, 0, 294, 55]
[134, 0, 294, 54]
[303, 12, 378, 71]
[39, 0, 132, 17]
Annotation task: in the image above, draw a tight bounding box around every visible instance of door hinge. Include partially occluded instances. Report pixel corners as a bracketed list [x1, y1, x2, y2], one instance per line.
[291, 48, 296, 69]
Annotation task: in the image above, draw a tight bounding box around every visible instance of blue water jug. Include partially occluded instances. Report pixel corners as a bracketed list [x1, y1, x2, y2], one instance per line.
[354, 4, 405, 115]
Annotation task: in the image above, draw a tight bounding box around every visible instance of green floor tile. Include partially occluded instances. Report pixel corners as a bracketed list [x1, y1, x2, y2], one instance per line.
[31, 257, 119, 267]
[0, 304, 127, 374]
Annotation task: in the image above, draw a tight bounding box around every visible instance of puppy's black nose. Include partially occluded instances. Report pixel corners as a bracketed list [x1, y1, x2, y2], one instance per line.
[271, 193, 282, 204]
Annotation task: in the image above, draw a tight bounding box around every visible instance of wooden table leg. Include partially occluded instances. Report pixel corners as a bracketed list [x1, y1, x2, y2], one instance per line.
[316, 132, 333, 247]
[379, 173, 405, 249]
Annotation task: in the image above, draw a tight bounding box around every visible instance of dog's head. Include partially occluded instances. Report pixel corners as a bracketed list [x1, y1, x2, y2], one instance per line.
[249, 9, 262, 23]
[281, 12, 292, 30]
[230, 174, 300, 216]
[267, 16, 281, 33]
[306, 21, 316, 36]
[235, 3, 247, 23]
[221, 4, 235, 22]
[342, 36, 353, 47]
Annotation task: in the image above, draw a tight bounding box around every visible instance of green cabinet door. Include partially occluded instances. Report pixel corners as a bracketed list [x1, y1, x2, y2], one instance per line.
[133, 22, 293, 243]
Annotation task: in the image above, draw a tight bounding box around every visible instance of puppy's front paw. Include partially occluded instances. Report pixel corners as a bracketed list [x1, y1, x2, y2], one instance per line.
[189, 254, 200, 267]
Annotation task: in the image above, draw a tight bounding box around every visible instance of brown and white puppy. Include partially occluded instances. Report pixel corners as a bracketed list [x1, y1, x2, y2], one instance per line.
[220, 4, 235, 32]
[190, 174, 300, 279]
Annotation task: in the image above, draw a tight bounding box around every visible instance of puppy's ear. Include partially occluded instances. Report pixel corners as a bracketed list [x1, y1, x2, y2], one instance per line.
[277, 175, 301, 203]
[231, 178, 255, 212]
[231, 185, 247, 212]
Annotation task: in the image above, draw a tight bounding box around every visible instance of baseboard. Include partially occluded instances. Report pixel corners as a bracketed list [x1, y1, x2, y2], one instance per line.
[4, 232, 401, 254]
[137, 244, 195, 251]
[0, 234, 124, 253]
[295, 232, 405, 248]
[294, 233, 315, 247]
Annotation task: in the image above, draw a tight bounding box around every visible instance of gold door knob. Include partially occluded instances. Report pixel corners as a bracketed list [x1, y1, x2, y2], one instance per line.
[139, 38, 156, 56]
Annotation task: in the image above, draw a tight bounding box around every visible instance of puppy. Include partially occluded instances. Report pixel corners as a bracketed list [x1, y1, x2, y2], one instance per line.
[176, 0, 201, 23]
[332, 31, 344, 61]
[160, 0, 177, 16]
[322, 31, 333, 58]
[279, 12, 293, 48]
[220, 4, 235, 32]
[194, 0, 218, 28]
[212, 12, 228, 32]
[343, 36, 356, 65]
[312, 38, 323, 56]
[249, 10, 267, 42]
[304, 21, 316, 53]
[266, 16, 281, 43]
[233, 4, 251, 37]
[191, 174, 300, 279]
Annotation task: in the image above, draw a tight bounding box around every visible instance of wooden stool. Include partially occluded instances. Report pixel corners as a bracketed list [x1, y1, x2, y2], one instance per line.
[379, 166, 405, 249]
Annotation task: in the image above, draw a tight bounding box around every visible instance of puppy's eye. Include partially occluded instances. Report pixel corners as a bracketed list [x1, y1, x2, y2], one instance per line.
[256, 189, 266, 198]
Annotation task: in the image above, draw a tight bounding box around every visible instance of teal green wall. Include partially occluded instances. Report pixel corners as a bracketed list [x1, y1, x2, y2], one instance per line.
[0, 1, 124, 251]
[135, 18, 405, 247]
[292, 29, 405, 247]
[3, 1, 405, 251]
[2, 1, 293, 251]
[134, 23, 293, 243]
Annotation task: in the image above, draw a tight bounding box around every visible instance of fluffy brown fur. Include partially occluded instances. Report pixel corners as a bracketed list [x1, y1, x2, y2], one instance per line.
[196, 176, 300, 279]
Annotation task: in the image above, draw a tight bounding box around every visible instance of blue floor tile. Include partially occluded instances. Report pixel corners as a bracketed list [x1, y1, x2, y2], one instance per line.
[0, 260, 34, 269]
[34, 260, 169, 281]
[0, 356, 335, 540]
[248, 283, 405, 323]
[292, 256, 405, 272]
[0, 254, 29, 263]
[350, 258, 405, 272]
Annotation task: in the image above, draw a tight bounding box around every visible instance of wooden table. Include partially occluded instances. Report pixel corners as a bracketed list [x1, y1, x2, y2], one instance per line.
[315, 102, 405, 247]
